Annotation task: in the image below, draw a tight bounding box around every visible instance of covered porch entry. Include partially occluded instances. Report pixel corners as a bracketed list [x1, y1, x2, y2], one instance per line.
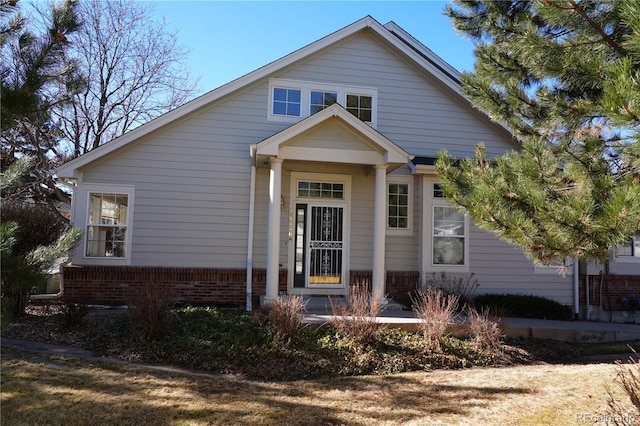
[251, 104, 412, 304]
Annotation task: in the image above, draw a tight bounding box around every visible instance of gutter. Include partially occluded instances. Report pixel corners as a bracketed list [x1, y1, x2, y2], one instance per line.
[246, 146, 257, 311]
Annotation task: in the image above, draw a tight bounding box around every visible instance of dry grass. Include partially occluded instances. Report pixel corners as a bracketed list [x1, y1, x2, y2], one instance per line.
[1, 346, 632, 426]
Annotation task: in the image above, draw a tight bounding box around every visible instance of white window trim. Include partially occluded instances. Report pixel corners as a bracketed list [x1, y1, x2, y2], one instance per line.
[422, 178, 469, 273]
[387, 175, 413, 236]
[534, 259, 572, 274]
[268, 78, 378, 127]
[79, 183, 135, 266]
[613, 235, 640, 264]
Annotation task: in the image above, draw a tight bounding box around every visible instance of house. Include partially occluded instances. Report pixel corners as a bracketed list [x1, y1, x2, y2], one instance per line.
[55, 16, 638, 319]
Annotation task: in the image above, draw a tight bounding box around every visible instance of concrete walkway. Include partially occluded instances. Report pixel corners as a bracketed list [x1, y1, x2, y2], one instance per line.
[303, 309, 640, 343]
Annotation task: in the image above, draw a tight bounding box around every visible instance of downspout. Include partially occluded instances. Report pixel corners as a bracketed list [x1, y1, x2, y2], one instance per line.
[31, 177, 77, 303]
[246, 146, 257, 312]
[573, 261, 579, 320]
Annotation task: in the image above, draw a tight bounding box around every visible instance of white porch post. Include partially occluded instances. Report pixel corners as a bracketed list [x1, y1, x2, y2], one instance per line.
[265, 157, 283, 304]
[372, 164, 388, 302]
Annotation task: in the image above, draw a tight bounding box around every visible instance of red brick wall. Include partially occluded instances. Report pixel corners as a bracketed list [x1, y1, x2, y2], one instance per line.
[350, 270, 420, 306]
[62, 266, 420, 307]
[62, 266, 287, 307]
[579, 275, 640, 311]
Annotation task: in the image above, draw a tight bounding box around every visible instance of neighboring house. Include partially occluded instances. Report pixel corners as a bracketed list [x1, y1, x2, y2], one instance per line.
[55, 16, 638, 319]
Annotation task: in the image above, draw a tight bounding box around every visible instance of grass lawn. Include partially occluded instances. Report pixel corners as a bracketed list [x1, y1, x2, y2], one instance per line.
[1, 346, 635, 426]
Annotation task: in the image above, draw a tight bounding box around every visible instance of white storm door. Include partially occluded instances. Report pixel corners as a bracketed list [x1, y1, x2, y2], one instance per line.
[307, 204, 345, 287]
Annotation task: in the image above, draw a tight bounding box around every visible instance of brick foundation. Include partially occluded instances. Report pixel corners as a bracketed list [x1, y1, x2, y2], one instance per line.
[350, 270, 421, 306]
[579, 275, 640, 311]
[62, 266, 287, 307]
[62, 266, 420, 307]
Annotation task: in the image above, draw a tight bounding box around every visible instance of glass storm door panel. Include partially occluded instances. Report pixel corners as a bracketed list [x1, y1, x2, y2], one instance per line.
[307, 205, 344, 287]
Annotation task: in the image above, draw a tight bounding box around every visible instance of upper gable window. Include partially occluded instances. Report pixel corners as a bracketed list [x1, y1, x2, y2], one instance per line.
[273, 88, 301, 117]
[310, 91, 337, 114]
[346, 94, 372, 122]
[268, 79, 377, 127]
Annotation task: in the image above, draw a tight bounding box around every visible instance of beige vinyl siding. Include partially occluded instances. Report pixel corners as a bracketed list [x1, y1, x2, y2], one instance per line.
[279, 33, 514, 158]
[465, 225, 574, 305]
[78, 82, 290, 268]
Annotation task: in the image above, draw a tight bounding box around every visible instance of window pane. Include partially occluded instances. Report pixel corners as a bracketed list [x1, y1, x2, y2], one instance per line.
[325, 92, 337, 105]
[273, 102, 287, 115]
[86, 226, 127, 257]
[346, 95, 358, 108]
[274, 88, 287, 101]
[288, 89, 301, 103]
[433, 183, 445, 198]
[287, 102, 300, 116]
[310, 91, 323, 104]
[433, 206, 464, 236]
[360, 96, 372, 108]
[433, 237, 464, 265]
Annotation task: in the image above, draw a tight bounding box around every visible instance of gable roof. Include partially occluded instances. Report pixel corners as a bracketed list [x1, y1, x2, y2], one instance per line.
[56, 15, 505, 179]
[254, 103, 412, 169]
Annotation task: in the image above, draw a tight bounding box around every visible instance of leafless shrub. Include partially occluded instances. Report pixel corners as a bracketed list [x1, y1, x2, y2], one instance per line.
[267, 294, 306, 344]
[607, 349, 640, 426]
[331, 282, 385, 347]
[411, 288, 459, 352]
[62, 303, 88, 329]
[422, 272, 479, 310]
[467, 307, 504, 355]
[126, 283, 176, 340]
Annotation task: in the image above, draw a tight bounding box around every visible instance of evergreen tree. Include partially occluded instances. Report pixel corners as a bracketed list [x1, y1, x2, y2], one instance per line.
[437, 0, 640, 265]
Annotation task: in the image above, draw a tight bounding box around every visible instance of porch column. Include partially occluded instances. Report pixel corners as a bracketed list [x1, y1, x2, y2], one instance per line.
[265, 157, 283, 304]
[372, 164, 388, 302]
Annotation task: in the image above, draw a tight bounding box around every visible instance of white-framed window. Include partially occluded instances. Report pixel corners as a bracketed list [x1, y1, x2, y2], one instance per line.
[346, 94, 372, 122]
[79, 184, 134, 265]
[310, 91, 337, 114]
[273, 87, 301, 117]
[424, 180, 469, 271]
[614, 234, 640, 262]
[268, 79, 378, 126]
[387, 175, 412, 235]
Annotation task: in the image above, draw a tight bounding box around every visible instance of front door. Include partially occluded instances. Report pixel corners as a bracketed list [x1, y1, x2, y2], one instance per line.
[294, 203, 345, 288]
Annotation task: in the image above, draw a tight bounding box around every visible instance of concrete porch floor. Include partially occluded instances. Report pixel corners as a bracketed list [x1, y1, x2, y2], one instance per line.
[301, 297, 640, 343]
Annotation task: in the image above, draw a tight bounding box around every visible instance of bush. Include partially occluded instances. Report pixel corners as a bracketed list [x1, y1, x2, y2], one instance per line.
[411, 288, 459, 352]
[421, 272, 479, 309]
[266, 294, 306, 344]
[126, 283, 177, 340]
[606, 349, 640, 426]
[331, 282, 385, 348]
[62, 303, 89, 329]
[473, 294, 573, 320]
[467, 307, 504, 355]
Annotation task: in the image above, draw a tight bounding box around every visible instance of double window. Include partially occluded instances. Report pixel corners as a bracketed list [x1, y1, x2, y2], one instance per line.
[269, 79, 377, 126]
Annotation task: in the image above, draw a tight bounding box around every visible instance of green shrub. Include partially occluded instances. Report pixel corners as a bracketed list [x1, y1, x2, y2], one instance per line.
[473, 294, 573, 320]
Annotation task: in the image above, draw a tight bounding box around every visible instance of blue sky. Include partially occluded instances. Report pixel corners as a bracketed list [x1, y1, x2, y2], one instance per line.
[149, 1, 477, 96]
